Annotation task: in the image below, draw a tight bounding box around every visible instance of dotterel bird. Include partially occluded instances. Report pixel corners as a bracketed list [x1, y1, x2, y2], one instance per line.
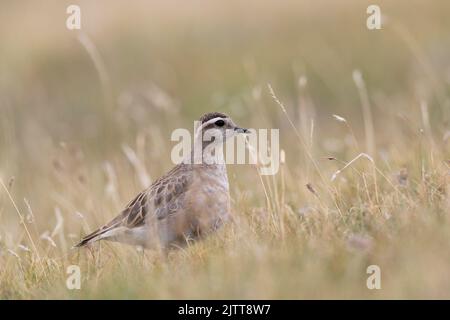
[74, 112, 248, 249]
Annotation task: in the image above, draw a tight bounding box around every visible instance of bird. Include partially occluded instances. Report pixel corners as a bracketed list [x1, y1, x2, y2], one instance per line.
[74, 112, 249, 249]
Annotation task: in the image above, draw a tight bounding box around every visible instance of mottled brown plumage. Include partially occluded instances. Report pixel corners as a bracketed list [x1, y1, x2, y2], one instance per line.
[74, 112, 247, 249]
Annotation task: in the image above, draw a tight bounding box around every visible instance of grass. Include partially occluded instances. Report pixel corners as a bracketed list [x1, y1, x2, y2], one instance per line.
[0, 0, 449, 299]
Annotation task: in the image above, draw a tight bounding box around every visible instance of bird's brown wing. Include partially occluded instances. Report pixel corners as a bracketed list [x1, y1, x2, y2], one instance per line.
[74, 164, 192, 247]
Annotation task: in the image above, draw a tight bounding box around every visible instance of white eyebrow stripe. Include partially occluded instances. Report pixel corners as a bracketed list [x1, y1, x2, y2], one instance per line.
[199, 117, 227, 130]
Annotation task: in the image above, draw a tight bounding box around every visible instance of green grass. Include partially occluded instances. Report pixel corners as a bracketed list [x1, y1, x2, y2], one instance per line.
[0, 0, 449, 299]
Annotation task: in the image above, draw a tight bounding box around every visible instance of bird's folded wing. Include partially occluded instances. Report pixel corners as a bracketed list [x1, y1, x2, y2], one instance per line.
[75, 165, 192, 246]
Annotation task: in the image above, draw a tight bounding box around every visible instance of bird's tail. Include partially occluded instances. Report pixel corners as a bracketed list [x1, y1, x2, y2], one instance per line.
[73, 229, 105, 248]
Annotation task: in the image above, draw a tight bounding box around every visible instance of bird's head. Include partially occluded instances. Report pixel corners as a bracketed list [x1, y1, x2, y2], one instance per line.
[195, 112, 248, 146]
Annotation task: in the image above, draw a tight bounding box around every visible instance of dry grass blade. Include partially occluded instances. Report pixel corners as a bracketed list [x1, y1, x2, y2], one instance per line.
[268, 83, 343, 216]
[77, 32, 113, 108]
[352, 70, 375, 156]
[420, 100, 436, 148]
[23, 198, 35, 223]
[330, 153, 374, 182]
[0, 177, 45, 273]
[332, 114, 347, 123]
[122, 144, 152, 188]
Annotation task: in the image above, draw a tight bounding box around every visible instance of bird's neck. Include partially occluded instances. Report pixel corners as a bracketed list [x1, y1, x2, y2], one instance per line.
[185, 136, 226, 166]
[185, 137, 229, 185]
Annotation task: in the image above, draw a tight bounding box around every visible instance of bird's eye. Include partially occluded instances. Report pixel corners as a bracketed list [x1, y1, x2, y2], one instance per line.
[215, 119, 225, 127]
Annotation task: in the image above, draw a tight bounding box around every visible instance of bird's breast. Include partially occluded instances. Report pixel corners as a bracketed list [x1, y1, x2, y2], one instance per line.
[189, 165, 231, 221]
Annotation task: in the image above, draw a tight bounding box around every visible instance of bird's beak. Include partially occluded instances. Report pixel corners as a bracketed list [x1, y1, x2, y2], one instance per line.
[234, 127, 249, 134]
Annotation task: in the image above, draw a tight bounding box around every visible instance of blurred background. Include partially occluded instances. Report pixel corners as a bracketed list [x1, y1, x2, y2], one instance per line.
[0, 0, 449, 299]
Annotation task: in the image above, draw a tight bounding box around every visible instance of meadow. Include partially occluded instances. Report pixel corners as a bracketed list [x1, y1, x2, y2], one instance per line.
[0, 0, 449, 299]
